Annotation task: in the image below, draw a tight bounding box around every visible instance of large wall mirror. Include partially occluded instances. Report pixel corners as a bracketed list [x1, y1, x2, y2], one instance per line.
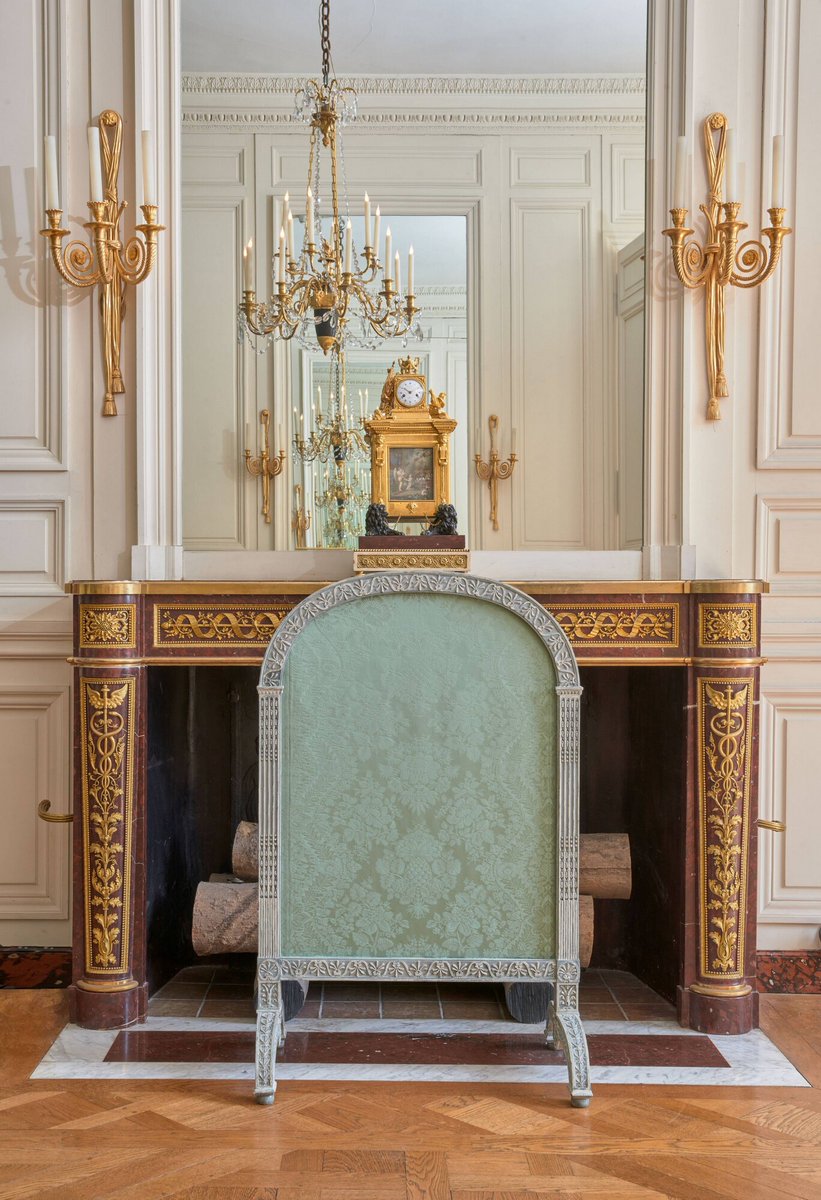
[180, 1, 647, 557]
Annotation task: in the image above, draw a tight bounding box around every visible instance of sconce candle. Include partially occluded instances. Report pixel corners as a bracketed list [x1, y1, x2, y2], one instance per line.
[673, 135, 687, 209]
[363, 193, 371, 247]
[44, 135, 59, 209]
[394, 251, 401, 297]
[140, 130, 155, 206]
[384, 227, 392, 281]
[772, 134, 784, 207]
[87, 125, 104, 203]
[725, 129, 737, 199]
[407, 245, 414, 296]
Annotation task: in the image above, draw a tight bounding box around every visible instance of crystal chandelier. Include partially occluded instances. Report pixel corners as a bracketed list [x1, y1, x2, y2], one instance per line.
[238, 0, 422, 354]
[314, 460, 370, 549]
[294, 347, 368, 465]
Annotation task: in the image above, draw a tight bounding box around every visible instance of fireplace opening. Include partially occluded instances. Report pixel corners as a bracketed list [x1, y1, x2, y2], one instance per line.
[146, 663, 686, 1004]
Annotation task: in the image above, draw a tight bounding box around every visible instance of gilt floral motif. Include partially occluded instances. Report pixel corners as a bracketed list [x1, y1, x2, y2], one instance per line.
[80, 604, 135, 648]
[80, 679, 135, 972]
[155, 606, 286, 646]
[699, 678, 753, 977]
[699, 603, 756, 648]
[550, 606, 678, 646]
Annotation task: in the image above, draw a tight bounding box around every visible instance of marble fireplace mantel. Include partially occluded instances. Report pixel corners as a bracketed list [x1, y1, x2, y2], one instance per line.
[66, 577, 766, 1037]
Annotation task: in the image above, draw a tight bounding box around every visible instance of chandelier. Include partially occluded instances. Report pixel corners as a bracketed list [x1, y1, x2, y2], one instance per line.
[294, 347, 368, 465]
[238, 0, 422, 354]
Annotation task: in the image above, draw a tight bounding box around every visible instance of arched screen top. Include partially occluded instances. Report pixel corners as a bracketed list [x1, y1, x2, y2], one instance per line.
[259, 573, 580, 690]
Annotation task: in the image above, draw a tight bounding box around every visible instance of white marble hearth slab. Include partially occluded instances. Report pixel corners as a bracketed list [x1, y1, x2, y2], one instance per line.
[31, 1017, 810, 1088]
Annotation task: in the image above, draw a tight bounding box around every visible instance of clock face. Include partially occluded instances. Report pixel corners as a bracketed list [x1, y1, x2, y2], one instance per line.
[396, 378, 424, 408]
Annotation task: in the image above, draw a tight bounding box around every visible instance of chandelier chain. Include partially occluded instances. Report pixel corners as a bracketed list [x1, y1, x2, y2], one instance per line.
[320, 0, 331, 87]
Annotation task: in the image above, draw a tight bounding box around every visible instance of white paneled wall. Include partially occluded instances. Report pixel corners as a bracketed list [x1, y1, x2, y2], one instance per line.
[1, 1, 819, 955]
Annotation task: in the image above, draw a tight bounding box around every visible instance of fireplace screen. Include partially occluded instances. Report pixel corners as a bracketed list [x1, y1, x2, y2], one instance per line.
[255, 573, 590, 1106]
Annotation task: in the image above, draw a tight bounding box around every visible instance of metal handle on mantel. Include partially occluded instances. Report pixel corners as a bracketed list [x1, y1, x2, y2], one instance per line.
[37, 799, 74, 824]
[757, 819, 786, 833]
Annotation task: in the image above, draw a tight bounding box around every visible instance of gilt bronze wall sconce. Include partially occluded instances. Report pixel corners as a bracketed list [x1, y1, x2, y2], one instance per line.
[663, 113, 790, 421]
[245, 409, 286, 524]
[474, 414, 517, 532]
[41, 110, 163, 416]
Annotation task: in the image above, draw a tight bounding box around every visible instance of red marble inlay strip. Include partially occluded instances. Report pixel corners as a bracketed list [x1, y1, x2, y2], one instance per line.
[757, 951, 821, 994]
[105, 1030, 729, 1068]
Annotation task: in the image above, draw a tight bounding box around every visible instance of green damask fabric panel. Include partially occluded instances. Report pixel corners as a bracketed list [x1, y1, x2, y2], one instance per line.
[280, 592, 557, 959]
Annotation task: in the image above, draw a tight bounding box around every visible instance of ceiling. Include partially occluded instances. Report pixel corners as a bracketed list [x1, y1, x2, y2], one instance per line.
[181, 0, 647, 76]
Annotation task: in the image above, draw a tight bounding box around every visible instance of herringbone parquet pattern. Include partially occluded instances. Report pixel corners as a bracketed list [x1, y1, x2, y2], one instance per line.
[1, 992, 820, 1199]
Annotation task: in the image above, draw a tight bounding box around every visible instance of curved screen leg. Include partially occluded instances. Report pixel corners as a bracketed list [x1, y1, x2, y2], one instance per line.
[255, 985, 281, 1104]
[553, 1006, 592, 1107]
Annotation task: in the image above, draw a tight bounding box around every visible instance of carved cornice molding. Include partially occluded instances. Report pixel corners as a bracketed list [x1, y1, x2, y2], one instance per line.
[182, 72, 646, 97]
[182, 71, 646, 131]
[183, 110, 645, 131]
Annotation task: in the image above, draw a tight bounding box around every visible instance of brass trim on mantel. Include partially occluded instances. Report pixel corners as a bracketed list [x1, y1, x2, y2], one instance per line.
[66, 578, 769, 597]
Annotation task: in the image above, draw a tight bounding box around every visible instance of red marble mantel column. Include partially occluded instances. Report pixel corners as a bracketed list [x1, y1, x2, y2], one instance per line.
[679, 588, 762, 1034]
[69, 588, 148, 1029]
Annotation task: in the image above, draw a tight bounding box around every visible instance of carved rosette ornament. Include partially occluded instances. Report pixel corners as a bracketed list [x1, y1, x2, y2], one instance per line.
[76, 676, 139, 994]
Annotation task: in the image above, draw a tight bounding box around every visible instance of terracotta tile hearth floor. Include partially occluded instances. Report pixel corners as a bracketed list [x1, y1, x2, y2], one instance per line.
[32, 968, 809, 1089]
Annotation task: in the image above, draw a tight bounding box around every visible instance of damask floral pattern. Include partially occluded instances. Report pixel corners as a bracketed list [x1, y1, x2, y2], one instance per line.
[280, 594, 557, 960]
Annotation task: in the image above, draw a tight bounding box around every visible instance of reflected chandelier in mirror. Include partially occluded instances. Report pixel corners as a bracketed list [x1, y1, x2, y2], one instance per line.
[237, 0, 422, 355]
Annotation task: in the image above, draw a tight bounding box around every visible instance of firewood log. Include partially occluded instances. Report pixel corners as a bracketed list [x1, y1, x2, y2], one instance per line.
[233, 823, 631, 900]
[191, 881, 258, 956]
[231, 821, 259, 882]
[579, 832, 632, 899]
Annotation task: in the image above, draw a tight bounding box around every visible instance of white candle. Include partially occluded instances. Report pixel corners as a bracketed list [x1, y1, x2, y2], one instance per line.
[141, 130, 155, 206]
[273, 198, 281, 255]
[344, 220, 352, 274]
[365, 388, 369, 411]
[287, 211, 295, 261]
[306, 187, 315, 244]
[359, 389, 364, 419]
[87, 125, 104, 204]
[316, 385, 322, 417]
[772, 133, 784, 207]
[724, 129, 737, 200]
[673, 135, 686, 209]
[44, 136, 59, 209]
[407, 245, 414, 295]
[277, 423, 284, 452]
[373, 206, 381, 261]
[243, 238, 254, 291]
[395, 251, 401, 296]
[385, 227, 392, 279]
[245, 421, 251, 449]
[278, 227, 286, 282]
[364, 192, 371, 247]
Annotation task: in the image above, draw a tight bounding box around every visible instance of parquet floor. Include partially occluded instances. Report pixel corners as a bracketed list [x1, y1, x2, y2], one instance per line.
[2, 990, 820, 1199]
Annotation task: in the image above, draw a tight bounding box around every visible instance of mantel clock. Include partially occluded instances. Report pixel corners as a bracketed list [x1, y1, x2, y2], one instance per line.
[364, 357, 457, 521]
